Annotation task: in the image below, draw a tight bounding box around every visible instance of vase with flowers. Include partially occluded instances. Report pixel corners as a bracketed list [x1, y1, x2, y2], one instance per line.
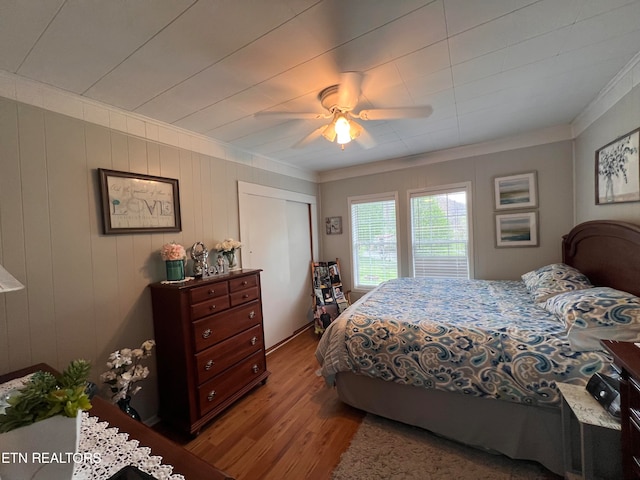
[160, 242, 186, 281]
[100, 340, 155, 421]
[215, 238, 242, 270]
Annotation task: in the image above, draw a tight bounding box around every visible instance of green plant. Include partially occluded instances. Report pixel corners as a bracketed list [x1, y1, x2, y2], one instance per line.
[0, 359, 92, 433]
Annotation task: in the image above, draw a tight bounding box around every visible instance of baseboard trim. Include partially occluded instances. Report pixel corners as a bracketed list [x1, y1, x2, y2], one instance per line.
[266, 322, 314, 355]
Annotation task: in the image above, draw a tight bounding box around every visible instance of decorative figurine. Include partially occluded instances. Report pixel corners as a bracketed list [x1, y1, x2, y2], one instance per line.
[190, 242, 209, 278]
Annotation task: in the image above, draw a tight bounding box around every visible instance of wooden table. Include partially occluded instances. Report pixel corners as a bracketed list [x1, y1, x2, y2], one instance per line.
[0, 363, 233, 480]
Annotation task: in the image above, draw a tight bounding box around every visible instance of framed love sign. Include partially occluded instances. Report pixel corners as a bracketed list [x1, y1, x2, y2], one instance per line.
[98, 169, 182, 235]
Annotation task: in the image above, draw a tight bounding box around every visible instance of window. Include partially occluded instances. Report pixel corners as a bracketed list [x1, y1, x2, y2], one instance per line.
[409, 183, 472, 279]
[349, 193, 398, 289]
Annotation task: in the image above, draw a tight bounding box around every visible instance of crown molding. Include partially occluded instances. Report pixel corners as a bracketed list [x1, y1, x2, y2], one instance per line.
[4, 46, 637, 187]
[572, 51, 640, 137]
[0, 70, 318, 183]
[318, 125, 573, 183]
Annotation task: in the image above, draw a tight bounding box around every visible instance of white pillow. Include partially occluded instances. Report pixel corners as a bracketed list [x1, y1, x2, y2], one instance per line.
[544, 287, 640, 351]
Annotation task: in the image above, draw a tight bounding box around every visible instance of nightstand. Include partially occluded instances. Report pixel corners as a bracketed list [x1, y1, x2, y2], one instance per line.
[558, 382, 621, 479]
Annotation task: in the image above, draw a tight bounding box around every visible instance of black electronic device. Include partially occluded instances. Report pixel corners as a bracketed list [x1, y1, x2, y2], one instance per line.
[586, 372, 621, 419]
[107, 465, 157, 480]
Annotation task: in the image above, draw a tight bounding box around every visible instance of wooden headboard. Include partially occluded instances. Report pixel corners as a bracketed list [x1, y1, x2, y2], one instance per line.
[563, 220, 640, 297]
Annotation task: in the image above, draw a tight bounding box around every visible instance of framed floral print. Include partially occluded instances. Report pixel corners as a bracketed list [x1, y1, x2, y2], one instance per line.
[595, 128, 640, 205]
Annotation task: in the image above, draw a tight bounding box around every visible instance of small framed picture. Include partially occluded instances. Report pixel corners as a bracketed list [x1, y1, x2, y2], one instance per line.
[325, 216, 342, 235]
[595, 128, 640, 204]
[494, 172, 537, 210]
[495, 211, 538, 247]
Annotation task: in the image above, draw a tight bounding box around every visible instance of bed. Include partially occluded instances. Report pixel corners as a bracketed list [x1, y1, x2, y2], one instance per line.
[315, 220, 640, 475]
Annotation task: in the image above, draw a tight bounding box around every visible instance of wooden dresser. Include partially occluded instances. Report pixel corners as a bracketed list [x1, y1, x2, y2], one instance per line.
[602, 340, 640, 479]
[149, 269, 269, 435]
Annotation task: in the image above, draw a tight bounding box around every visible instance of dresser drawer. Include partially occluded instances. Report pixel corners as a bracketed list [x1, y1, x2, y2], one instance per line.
[229, 274, 258, 292]
[230, 286, 259, 307]
[192, 301, 262, 352]
[191, 296, 230, 320]
[190, 282, 229, 304]
[195, 324, 264, 384]
[631, 377, 640, 408]
[197, 350, 267, 416]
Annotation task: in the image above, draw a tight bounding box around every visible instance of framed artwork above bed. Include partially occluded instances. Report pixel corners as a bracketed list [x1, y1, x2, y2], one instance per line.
[493, 171, 537, 210]
[595, 127, 640, 205]
[495, 211, 538, 247]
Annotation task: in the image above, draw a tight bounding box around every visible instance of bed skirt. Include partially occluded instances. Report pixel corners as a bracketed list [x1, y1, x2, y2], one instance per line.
[336, 371, 563, 476]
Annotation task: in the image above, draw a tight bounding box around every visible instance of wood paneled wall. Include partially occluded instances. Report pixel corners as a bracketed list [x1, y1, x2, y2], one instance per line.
[0, 98, 316, 419]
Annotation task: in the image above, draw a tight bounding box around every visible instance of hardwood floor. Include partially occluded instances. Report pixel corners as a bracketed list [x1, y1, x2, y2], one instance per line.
[158, 326, 364, 480]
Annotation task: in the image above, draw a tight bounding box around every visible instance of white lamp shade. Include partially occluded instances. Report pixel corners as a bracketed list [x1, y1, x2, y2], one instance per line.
[334, 116, 352, 144]
[0, 264, 24, 292]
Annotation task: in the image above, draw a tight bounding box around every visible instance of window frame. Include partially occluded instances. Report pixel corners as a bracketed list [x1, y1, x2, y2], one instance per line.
[348, 191, 400, 292]
[407, 182, 474, 279]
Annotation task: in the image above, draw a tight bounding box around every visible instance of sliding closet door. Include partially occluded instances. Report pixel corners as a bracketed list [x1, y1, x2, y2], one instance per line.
[238, 182, 317, 349]
[285, 200, 314, 341]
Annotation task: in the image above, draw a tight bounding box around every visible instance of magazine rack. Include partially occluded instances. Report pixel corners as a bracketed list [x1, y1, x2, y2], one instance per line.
[311, 259, 350, 335]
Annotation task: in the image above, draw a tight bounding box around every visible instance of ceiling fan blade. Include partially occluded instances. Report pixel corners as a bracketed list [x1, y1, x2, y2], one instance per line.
[355, 106, 433, 121]
[352, 121, 376, 149]
[337, 72, 363, 111]
[254, 111, 331, 120]
[293, 125, 327, 149]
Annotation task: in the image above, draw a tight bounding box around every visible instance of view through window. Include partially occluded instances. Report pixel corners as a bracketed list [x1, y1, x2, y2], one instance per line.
[350, 194, 398, 289]
[410, 186, 470, 279]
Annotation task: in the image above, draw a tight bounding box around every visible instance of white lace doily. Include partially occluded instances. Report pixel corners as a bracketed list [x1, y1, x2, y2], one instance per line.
[160, 277, 194, 284]
[73, 413, 185, 480]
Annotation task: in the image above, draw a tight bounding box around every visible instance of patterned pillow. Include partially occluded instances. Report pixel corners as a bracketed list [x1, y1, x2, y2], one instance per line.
[521, 263, 592, 302]
[544, 287, 640, 351]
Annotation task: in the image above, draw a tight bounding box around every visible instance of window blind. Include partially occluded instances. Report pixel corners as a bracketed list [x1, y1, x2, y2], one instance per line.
[350, 196, 398, 289]
[410, 189, 469, 279]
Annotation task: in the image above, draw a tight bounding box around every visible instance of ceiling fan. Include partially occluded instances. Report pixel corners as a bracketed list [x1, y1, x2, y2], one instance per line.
[255, 72, 433, 150]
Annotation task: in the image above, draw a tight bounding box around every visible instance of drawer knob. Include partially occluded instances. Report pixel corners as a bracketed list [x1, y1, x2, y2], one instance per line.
[208, 289, 215, 295]
[249, 310, 256, 319]
[205, 359, 215, 370]
[209, 304, 216, 310]
[242, 294, 249, 299]
[250, 336, 257, 346]
[252, 364, 259, 374]
[207, 390, 216, 402]
[242, 281, 248, 286]
[202, 328, 212, 339]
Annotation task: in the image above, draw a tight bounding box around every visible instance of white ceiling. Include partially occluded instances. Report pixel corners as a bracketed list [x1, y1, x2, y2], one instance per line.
[2, 0, 640, 173]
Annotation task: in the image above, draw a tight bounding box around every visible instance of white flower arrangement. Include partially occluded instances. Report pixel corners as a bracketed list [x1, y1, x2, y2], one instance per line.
[215, 238, 242, 253]
[100, 340, 155, 403]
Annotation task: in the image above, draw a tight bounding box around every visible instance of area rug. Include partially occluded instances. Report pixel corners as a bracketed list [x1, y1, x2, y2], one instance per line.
[332, 414, 560, 480]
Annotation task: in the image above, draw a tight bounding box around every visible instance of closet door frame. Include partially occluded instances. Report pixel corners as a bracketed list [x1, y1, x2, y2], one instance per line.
[238, 182, 319, 348]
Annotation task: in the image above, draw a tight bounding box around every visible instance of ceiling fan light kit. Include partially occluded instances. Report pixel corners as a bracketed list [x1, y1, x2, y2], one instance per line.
[323, 113, 362, 149]
[333, 115, 351, 144]
[255, 71, 432, 151]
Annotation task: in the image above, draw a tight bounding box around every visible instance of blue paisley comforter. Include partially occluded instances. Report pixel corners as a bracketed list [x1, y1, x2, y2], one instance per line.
[315, 277, 613, 407]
